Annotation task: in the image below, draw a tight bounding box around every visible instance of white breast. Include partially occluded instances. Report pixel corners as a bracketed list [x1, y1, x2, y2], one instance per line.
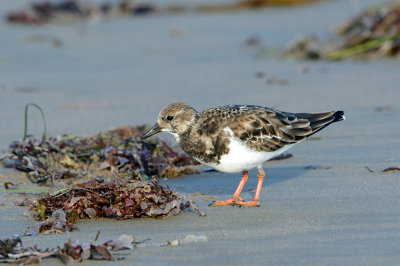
[198, 128, 295, 173]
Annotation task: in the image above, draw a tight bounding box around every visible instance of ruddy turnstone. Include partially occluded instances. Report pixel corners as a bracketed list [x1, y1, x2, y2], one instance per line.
[141, 103, 344, 207]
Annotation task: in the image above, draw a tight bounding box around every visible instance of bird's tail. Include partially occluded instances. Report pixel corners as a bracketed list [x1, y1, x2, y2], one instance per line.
[295, 111, 345, 138]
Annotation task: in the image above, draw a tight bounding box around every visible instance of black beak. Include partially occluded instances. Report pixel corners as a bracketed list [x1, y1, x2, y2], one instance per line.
[141, 123, 162, 140]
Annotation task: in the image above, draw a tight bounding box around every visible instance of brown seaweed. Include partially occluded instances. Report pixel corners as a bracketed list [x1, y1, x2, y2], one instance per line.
[2, 126, 199, 184]
[0, 234, 141, 264]
[19, 175, 204, 233]
[382, 166, 400, 173]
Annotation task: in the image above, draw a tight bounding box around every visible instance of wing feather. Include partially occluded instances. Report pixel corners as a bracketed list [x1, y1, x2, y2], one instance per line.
[227, 107, 342, 152]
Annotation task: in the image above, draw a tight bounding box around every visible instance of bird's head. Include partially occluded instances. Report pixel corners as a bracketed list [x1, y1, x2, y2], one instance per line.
[141, 102, 198, 141]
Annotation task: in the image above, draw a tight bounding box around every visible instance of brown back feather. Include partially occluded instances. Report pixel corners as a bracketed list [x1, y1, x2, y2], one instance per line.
[219, 106, 344, 152]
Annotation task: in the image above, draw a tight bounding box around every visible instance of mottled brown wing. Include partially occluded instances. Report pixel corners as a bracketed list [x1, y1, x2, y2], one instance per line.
[196, 105, 254, 136]
[228, 107, 343, 152]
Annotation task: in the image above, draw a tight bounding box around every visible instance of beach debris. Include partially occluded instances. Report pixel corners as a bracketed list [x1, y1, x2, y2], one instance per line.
[163, 234, 208, 247]
[26, 34, 63, 48]
[0, 237, 57, 264]
[285, 1, 400, 60]
[266, 77, 289, 85]
[5, 0, 320, 26]
[304, 165, 323, 170]
[285, 35, 321, 60]
[6, 0, 85, 25]
[0, 238, 22, 257]
[24, 209, 78, 236]
[0, 234, 139, 264]
[119, 0, 155, 15]
[103, 234, 137, 251]
[2, 125, 199, 185]
[365, 166, 400, 173]
[268, 153, 292, 161]
[305, 165, 353, 171]
[365, 166, 375, 173]
[60, 234, 144, 262]
[23, 103, 47, 142]
[0, 244, 58, 264]
[0, 85, 41, 94]
[195, 0, 320, 13]
[16, 176, 204, 235]
[3, 182, 22, 190]
[382, 166, 400, 173]
[375, 106, 396, 112]
[244, 36, 263, 47]
[255, 71, 265, 78]
[4, 0, 157, 25]
[160, 165, 199, 178]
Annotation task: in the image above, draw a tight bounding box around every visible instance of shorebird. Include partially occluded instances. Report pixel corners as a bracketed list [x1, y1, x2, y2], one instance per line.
[141, 103, 344, 207]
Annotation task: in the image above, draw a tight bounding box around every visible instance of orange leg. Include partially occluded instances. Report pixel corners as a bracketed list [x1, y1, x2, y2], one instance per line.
[234, 168, 265, 207]
[209, 170, 249, 206]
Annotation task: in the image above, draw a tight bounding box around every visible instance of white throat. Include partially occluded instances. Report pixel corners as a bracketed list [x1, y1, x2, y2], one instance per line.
[162, 128, 180, 142]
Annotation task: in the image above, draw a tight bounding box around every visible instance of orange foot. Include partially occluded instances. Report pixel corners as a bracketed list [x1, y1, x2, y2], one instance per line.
[209, 197, 243, 207]
[233, 200, 260, 208]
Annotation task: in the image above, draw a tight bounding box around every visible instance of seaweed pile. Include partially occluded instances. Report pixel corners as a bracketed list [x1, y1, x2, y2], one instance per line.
[32, 177, 203, 221]
[285, 1, 400, 60]
[18, 176, 204, 236]
[1, 125, 203, 235]
[0, 234, 141, 264]
[2, 126, 199, 185]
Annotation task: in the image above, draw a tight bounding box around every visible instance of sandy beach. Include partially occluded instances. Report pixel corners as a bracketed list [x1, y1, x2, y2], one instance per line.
[1, 0, 400, 264]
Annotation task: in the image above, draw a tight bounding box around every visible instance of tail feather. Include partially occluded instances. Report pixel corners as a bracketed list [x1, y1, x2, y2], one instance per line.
[332, 110, 345, 122]
[296, 111, 345, 138]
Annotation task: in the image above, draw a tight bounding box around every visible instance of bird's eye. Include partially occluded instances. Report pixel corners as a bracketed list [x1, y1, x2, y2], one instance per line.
[166, 115, 174, 121]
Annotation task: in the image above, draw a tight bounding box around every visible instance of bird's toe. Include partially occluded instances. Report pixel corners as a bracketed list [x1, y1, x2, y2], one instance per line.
[233, 200, 260, 208]
[209, 197, 243, 207]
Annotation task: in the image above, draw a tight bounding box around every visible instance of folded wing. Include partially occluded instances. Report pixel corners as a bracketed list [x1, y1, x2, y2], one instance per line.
[228, 107, 344, 152]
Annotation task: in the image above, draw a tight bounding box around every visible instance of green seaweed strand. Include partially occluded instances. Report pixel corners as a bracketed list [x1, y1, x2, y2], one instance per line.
[327, 31, 400, 60]
[23, 103, 47, 141]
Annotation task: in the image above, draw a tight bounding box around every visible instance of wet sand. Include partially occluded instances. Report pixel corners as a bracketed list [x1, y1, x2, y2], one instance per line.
[1, 0, 400, 264]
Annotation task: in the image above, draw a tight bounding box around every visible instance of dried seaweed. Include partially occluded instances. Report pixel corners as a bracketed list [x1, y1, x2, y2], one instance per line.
[0, 234, 140, 264]
[285, 1, 400, 60]
[365, 166, 400, 173]
[382, 166, 400, 173]
[2, 126, 199, 184]
[160, 165, 199, 178]
[19, 176, 204, 234]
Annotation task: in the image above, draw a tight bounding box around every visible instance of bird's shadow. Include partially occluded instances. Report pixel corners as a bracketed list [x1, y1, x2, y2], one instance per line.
[164, 166, 309, 197]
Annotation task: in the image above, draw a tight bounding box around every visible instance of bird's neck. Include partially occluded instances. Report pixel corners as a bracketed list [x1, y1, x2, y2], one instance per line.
[176, 114, 199, 145]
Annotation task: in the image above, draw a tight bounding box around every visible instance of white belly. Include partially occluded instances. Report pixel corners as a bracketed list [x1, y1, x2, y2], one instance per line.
[198, 136, 294, 173]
